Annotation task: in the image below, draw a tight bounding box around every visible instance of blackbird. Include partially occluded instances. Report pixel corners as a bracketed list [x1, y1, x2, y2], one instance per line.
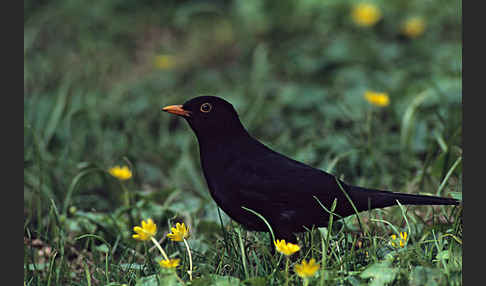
[163, 96, 459, 243]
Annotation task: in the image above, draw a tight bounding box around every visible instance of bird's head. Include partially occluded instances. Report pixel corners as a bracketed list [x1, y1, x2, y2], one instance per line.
[162, 96, 247, 141]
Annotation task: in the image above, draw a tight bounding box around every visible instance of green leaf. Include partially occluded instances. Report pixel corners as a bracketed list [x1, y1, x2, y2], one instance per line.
[135, 272, 180, 286]
[435, 250, 450, 261]
[360, 261, 398, 286]
[25, 263, 48, 271]
[400, 90, 432, 152]
[135, 275, 158, 286]
[409, 266, 446, 286]
[192, 274, 241, 286]
[119, 263, 144, 271]
[244, 277, 267, 286]
[450, 192, 462, 200]
[95, 243, 109, 253]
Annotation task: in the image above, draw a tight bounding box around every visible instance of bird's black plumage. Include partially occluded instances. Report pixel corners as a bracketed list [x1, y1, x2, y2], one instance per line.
[163, 96, 459, 242]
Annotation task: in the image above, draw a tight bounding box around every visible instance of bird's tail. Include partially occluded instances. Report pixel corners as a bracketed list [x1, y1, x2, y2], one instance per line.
[348, 186, 460, 213]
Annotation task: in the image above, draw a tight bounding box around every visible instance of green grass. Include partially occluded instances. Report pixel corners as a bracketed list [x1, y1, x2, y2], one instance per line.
[24, 0, 461, 285]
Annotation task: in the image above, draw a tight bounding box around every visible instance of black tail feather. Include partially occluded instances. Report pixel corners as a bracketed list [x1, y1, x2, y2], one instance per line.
[349, 186, 460, 213]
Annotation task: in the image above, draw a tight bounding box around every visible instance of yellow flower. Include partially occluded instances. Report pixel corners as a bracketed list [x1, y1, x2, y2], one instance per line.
[364, 90, 390, 107]
[154, 54, 177, 70]
[167, 222, 194, 280]
[159, 258, 180, 269]
[402, 17, 426, 38]
[108, 165, 132, 180]
[351, 3, 382, 27]
[274, 239, 300, 256]
[294, 258, 320, 278]
[167, 222, 190, 242]
[132, 219, 157, 241]
[390, 231, 408, 248]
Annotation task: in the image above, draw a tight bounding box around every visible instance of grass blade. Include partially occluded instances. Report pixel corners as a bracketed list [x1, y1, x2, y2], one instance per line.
[400, 90, 432, 151]
[241, 206, 275, 243]
[437, 156, 462, 197]
[335, 178, 365, 234]
[62, 167, 103, 215]
[236, 228, 249, 280]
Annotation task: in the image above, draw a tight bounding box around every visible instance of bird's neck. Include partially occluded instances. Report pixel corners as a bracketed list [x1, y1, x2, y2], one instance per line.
[197, 130, 254, 173]
[193, 118, 250, 150]
[197, 131, 251, 157]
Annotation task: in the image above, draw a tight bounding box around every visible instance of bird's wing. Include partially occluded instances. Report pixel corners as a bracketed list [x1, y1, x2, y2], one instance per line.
[222, 147, 346, 225]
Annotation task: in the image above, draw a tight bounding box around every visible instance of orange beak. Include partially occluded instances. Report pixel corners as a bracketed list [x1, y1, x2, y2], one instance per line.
[162, 105, 191, 117]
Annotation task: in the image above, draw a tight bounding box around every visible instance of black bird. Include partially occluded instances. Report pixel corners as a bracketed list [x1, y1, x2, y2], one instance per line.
[163, 96, 459, 243]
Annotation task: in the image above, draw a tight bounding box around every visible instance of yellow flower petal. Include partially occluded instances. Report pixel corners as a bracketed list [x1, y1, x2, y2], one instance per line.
[274, 239, 300, 256]
[108, 165, 132, 180]
[167, 222, 190, 242]
[351, 3, 382, 27]
[159, 258, 180, 269]
[400, 232, 408, 241]
[294, 258, 320, 278]
[132, 219, 157, 241]
[402, 17, 426, 38]
[390, 231, 408, 248]
[364, 91, 390, 107]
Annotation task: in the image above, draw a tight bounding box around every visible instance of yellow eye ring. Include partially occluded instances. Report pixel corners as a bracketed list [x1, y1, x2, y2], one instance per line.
[200, 103, 212, 113]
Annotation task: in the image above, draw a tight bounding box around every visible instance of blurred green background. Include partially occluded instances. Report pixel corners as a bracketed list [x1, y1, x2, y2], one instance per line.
[24, 0, 461, 283]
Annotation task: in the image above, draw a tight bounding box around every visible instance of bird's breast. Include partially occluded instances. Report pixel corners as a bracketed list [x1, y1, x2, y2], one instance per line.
[199, 153, 270, 231]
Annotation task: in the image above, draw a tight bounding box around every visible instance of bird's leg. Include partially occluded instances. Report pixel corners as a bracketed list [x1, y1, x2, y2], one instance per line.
[274, 230, 298, 244]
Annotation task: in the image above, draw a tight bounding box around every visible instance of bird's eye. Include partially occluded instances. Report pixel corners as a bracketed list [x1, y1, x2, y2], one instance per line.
[200, 103, 212, 113]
